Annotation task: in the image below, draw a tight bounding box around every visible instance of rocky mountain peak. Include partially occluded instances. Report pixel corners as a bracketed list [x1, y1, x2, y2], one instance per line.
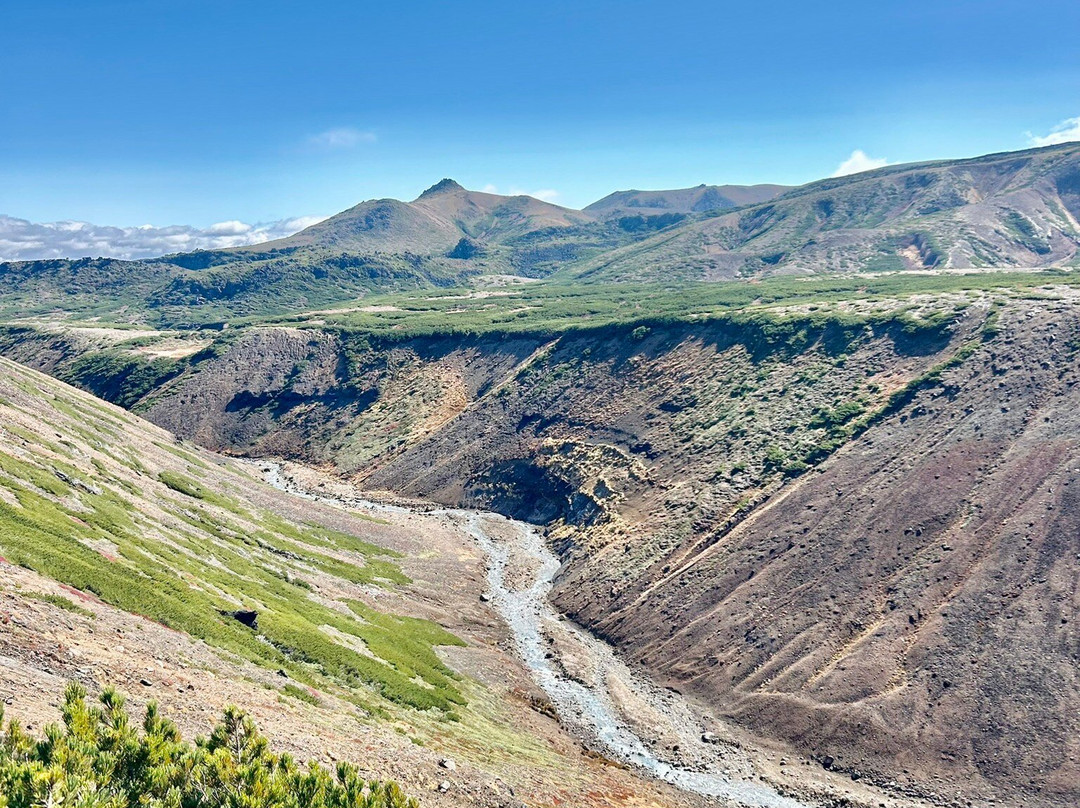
[418, 178, 465, 198]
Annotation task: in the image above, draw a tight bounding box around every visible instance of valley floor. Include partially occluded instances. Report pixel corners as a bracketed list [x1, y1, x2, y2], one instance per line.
[243, 460, 961, 808]
[0, 449, 952, 808]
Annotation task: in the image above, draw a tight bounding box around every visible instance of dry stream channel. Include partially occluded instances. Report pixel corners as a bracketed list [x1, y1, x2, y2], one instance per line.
[256, 461, 807, 808]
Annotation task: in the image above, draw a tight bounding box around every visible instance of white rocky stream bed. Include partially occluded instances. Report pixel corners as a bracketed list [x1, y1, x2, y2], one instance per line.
[255, 461, 808, 808]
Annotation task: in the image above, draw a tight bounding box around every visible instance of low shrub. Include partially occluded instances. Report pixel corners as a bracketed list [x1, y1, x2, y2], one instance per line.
[0, 683, 418, 808]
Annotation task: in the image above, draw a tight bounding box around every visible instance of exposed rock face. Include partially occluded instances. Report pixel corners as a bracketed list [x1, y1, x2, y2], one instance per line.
[553, 301, 1080, 805]
[142, 328, 349, 454]
[142, 329, 546, 470]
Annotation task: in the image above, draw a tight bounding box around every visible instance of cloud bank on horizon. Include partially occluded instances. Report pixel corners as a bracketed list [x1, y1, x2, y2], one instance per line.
[833, 150, 890, 177]
[1027, 116, 1080, 147]
[0, 214, 326, 263]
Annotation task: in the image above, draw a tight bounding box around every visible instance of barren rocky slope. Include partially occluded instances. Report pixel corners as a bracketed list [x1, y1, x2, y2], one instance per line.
[343, 294, 1077, 807]
[557, 298, 1080, 806]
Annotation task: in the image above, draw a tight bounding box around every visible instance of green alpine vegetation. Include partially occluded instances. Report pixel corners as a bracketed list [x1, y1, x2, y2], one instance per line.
[4, 267, 1072, 418]
[0, 355, 464, 715]
[0, 683, 418, 808]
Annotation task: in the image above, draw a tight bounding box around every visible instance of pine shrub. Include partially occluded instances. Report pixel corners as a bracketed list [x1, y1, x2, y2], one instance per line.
[0, 683, 418, 808]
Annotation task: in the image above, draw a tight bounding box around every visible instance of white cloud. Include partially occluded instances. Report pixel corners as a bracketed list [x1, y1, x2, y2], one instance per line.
[517, 188, 560, 203]
[207, 220, 252, 235]
[1027, 116, 1080, 147]
[833, 149, 890, 177]
[0, 214, 328, 262]
[482, 184, 560, 203]
[307, 127, 377, 149]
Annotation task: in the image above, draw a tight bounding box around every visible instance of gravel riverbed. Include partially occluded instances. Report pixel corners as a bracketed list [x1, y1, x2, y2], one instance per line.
[256, 461, 808, 808]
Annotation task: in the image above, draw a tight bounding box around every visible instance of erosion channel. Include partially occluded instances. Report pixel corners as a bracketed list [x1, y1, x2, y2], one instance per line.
[255, 461, 807, 808]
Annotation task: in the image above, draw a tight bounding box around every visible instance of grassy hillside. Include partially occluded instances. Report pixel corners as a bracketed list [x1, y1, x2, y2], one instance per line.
[256, 179, 591, 254]
[411, 180, 593, 240]
[563, 143, 1080, 282]
[0, 355, 470, 715]
[1, 269, 1075, 447]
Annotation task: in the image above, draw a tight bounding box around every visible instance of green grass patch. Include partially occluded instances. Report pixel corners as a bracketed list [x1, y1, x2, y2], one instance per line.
[158, 470, 248, 515]
[0, 451, 71, 497]
[0, 376, 457, 714]
[19, 590, 95, 618]
[281, 682, 322, 705]
[250, 270, 1080, 344]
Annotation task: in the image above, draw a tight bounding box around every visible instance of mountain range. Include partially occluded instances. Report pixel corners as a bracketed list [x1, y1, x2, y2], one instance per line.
[2, 142, 1079, 326]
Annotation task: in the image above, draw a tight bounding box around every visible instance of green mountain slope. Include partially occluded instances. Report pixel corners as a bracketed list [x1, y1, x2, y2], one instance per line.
[256, 179, 591, 254]
[0, 354, 465, 714]
[261, 196, 464, 254]
[411, 179, 593, 240]
[0, 182, 607, 324]
[563, 143, 1080, 282]
[5, 144, 1080, 325]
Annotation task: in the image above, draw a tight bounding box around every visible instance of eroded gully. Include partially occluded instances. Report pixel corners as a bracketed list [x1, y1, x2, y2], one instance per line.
[255, 461, 808, 808]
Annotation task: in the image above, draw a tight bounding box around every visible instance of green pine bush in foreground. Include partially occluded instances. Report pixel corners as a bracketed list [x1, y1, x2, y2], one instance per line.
[0, 683, 419, 808]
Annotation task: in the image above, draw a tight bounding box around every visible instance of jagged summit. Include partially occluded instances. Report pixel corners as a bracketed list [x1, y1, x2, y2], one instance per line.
[417, 178, 465, 198]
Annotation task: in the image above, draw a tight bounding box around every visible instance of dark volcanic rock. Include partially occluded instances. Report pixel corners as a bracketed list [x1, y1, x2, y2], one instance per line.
[220, 609, 259, 629]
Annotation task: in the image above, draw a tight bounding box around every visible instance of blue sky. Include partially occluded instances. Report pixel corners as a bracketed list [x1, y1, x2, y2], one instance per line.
[2, 0, 1079, 236]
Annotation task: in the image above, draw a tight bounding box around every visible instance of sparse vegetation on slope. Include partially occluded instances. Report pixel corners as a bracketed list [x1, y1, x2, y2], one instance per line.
[561, 143, 1080, 282]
